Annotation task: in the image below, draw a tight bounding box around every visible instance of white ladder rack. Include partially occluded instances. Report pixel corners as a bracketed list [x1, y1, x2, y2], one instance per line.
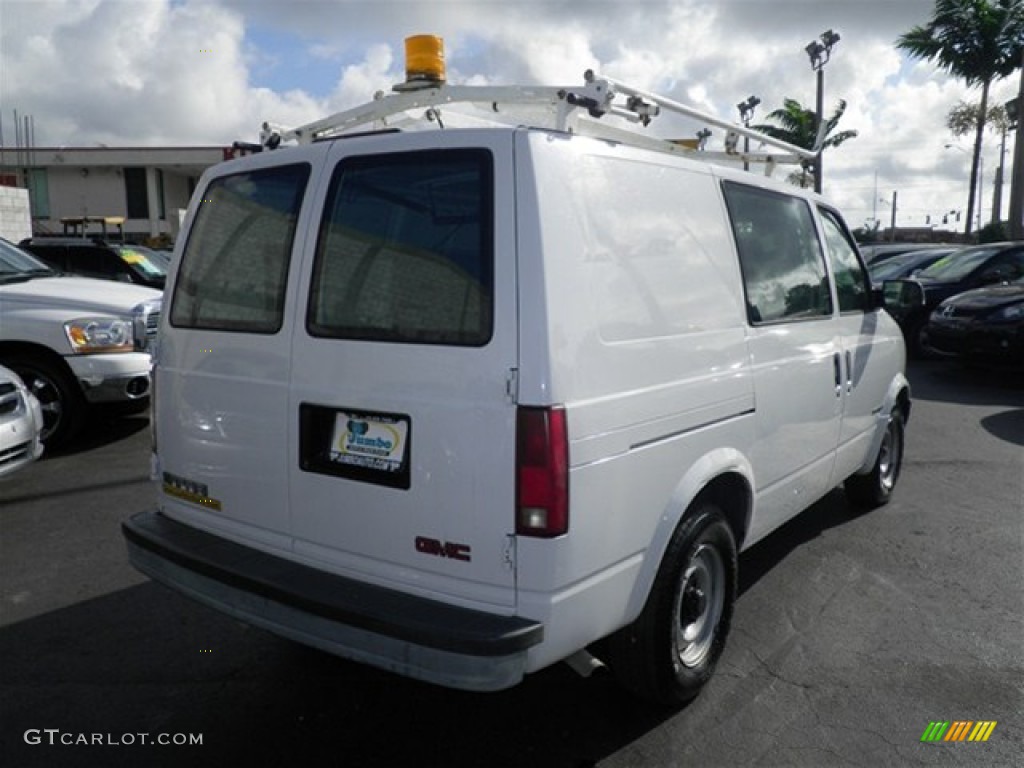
[259, 70, 823, 174]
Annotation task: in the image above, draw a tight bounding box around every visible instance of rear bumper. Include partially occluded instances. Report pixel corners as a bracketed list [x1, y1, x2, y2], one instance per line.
[122, 510, 543, 692]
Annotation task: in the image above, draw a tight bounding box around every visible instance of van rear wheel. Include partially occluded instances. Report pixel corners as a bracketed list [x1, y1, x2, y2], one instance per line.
[845, 407, 905, 509]
[606, 503, 737, 706]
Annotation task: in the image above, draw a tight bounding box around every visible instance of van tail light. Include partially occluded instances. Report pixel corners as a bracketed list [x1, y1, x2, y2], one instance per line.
[516, 406, 569, 538]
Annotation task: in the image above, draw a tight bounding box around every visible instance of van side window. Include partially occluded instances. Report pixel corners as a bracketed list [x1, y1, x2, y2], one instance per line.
[818, 207, 870, 313]
[170, 164, 310, 333]
[722, 181, 832, 324]
[307, 149, 493, 346]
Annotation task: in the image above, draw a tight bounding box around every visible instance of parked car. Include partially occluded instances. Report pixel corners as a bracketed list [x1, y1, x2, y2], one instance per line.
[858, 242, 955, 265]
[0, 364, 45, 478]
[123, 62, 910, 706]
[882, 241, 1024, 356]
[867, 247, 959, 288]
[925, 276, 1024, 366]
[19, 237, 168, 290]
[0, 237, 161, 447]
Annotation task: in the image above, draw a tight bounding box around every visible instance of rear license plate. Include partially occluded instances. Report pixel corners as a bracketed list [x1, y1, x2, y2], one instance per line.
[299, 404, 411, 489]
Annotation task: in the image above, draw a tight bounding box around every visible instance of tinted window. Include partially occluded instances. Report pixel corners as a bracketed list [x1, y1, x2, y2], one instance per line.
[67, 246, 120, 278]
[819, 208, 870, 312]
[170, 164, 310, 333]
[308, 149, 493, 346]
[0, 238, 52, 275]
[723, 182, 832, 324]
[22, 243, 67, 271]
[978, 251, 1024, 282]
[918, 246, 1001, 281]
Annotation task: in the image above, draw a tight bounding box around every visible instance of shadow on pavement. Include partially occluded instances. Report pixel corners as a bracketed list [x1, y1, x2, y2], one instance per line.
[0, 488, 870, 768]
[0, 581, 675, 768]
[980, 408, 1024, 446]
[43, 414, 150, 459]
[907, 359, 1024, 407]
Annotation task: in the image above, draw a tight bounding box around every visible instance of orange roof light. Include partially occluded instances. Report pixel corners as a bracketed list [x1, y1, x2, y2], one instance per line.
[404, 34, 446, 85]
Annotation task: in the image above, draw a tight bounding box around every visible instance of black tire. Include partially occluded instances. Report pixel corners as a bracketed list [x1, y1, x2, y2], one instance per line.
[6, 354, 86, 449]
[606, 502, 737, 706]
[905, 316, 931, 359]
[845, 407, 905, 509]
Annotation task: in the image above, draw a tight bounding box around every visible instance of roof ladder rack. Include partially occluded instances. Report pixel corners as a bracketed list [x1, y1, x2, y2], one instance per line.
[259, 69, 823, 175]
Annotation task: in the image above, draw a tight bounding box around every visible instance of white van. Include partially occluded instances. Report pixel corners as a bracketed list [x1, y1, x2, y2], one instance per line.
[124, 56, 910, 704]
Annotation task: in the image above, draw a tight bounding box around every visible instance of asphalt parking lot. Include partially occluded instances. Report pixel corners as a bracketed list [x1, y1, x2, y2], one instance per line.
[1, 359, 1021, 768]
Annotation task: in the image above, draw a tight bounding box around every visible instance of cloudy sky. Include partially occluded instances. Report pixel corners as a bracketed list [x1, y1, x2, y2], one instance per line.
[1, 0, 1020, 233]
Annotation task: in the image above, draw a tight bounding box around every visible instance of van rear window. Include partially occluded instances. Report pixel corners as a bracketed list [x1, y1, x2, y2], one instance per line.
[307, 149, 494, 346]
[170, 164, 310, 333]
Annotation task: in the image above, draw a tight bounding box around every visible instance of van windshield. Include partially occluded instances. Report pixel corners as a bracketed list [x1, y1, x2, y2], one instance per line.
[307, 149, 494, 346]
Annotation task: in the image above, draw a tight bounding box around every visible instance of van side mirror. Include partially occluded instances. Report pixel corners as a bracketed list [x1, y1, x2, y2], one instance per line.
[881, 279, 925, 315]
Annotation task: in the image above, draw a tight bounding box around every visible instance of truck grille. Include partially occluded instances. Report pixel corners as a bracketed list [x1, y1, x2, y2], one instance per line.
[133, 300, 162, 352]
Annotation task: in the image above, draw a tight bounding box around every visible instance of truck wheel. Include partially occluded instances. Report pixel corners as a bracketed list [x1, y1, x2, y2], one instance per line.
[845, 406, 905, 509]
[606, 502, 737, 706]
[7, 355, 86, 449]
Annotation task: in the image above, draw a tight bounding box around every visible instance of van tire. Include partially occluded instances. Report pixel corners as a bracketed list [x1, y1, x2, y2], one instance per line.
[606, 503, 737, 706]
[845, 407, 905, 509]
[6, 354, 86, 449]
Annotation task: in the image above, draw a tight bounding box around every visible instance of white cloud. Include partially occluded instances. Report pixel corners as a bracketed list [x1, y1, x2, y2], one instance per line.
[0, 0, 1019, 233]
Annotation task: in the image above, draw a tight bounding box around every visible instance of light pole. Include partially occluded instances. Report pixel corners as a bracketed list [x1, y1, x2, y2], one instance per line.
[946, 144, 985, 233]
[1008, 90, 1022, 240]
[805, 29, 840, 194]
[737, 95, 760, 172]
[880, 192, 897, 241]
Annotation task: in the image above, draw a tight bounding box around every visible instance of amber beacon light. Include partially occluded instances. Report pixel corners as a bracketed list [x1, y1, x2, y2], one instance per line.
[403, 34, 446, 86]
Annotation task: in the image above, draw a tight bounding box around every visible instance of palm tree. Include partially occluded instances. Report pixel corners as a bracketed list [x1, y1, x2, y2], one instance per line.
[751, 98, 858, 188]
[897, 0, 1024, 236]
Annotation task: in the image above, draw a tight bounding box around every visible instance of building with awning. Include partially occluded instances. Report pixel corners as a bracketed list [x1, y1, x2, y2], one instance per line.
[0, 145, 252, 244]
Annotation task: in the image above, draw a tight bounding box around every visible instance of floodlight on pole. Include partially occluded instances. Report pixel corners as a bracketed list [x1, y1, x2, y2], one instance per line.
[805, 29, 839, 193]
[737, 95, 760, 171]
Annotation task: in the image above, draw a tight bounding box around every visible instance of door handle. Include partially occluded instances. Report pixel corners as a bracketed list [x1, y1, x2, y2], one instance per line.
[833, 352, 842, 397]
[845, 350, 853, 394]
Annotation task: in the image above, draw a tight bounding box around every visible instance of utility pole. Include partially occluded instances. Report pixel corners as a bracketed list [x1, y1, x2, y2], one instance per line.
[1008, 50, 1024, 240]
[992, 122, 1007, 226]
[889, 190, 897, 242]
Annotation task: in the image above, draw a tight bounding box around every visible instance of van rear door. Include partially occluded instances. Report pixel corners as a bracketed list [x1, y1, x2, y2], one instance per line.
[287, 131, 519, 609]
[157, 150, 321, 549]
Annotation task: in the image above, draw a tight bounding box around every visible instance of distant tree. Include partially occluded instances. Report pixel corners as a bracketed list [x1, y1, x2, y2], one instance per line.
[897, 0, 1024, 236]
[751, 98, 858, 188]
[977, 219, 1009, 241]
[946, 100, 1011, 137]
[854, 220, 883, 243]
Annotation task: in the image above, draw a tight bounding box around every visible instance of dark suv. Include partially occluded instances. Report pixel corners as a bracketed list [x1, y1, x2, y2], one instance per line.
[19, 238, 167, 289]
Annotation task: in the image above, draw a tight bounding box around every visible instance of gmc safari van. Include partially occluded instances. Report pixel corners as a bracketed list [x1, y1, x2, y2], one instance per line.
[123, 52, 910, 705]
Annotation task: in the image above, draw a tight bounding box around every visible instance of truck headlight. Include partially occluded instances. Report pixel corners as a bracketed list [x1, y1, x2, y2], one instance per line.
[64, 317, 134, 353]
